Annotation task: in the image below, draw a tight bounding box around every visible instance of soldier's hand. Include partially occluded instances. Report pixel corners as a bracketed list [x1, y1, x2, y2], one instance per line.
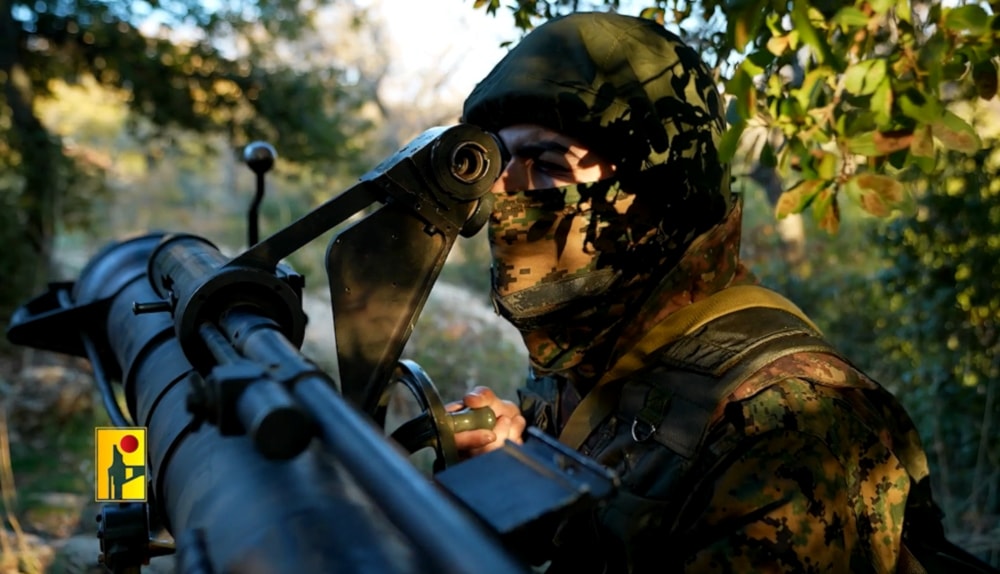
[449, 386, 526, 458]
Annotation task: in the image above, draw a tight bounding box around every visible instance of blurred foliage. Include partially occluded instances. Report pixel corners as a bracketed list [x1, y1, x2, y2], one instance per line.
[438, 234, 494, 298]
[872, 148, 1000, 536]
[402, 280, 527, 399]
[0, 0, 376, 318]
[0, 192, 36, 346]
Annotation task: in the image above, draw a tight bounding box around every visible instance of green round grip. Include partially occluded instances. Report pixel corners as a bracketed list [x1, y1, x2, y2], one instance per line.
[447, 407, 497, 433]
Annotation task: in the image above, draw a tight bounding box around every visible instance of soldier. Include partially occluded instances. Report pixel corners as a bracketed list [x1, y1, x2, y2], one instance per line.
[449, 11, 975, 574]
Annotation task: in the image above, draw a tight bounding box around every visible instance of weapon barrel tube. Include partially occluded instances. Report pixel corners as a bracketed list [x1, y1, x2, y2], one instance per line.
[79, 235, 523, 573]
[98, 241, 421, 573]
[147, 234, 228, 299]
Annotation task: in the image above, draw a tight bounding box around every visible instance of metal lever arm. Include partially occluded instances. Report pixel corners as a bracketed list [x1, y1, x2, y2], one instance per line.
[384, 359, 497, 471]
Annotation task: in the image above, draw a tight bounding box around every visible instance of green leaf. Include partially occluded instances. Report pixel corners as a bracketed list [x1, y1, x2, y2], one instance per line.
[942, 60, 969, 82]
[839, 108, 877, 138]
[639, 7, 666, 25]
[871, 78, 893, 127]
[896, 0, 912, 24]
[760, 142, 777, 168]
[794, 68, 828, 110]
[844, 59, 888, 96]
[910, 125, 934, 158]
[778, 145, 794, 174]
[807, 6, 827, 27]
[765, 12, 784, 36]
[740, 54, 766, 77]
[747, 49, 776, 70]
[931, 111, 982, 154]
[787, 30, 800, 50]
[848, 173, 908, 217]
[725, 69, 755, 122]
[810, 126, 833, 145]
[887, 148, 909, 169]
[898, 89, 944, 123]
[918, 35, 948, 85]
[811, 188, 840, 234]
[846, 131, 878, 156]
[944, 5, 991, 36]
[775, 179, 824, 219]
[929, 2, 943, 25]
[789, 1, 836, 66]
[909, 152, 937, 174]
[870, 0, 895, 15]
[729, 1, 766, 52]
[719, 124, 746, 163]
[798, 148, 819, 180]
[733, 17, 752, 51]
[817, 152, 838, 180]
[778, 98, 804, 124]
[973, 59, 998, 100]
[766, 72, 785, 98]
[832, 7, 870, 30]
[766, 35, 790, 56]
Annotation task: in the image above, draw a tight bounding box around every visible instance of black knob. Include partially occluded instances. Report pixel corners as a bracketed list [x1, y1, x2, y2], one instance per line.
[243, 141, 277, 175]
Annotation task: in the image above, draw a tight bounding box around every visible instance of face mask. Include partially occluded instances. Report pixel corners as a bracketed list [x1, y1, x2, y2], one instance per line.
[490, 267, 620, 331]
[487, 176, 637, 332]
[487, 163, 731, 374]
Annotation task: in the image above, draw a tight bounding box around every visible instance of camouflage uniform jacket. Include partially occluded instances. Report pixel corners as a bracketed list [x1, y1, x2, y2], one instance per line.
[518, 303, 934, 574]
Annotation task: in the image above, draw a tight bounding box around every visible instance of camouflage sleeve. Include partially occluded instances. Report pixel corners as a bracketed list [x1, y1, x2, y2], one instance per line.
[675, 378, 911, 573]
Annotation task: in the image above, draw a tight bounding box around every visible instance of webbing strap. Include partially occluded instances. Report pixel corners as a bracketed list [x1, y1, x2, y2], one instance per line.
[558, 285, 820, 450]
[654, 336, 835, 458]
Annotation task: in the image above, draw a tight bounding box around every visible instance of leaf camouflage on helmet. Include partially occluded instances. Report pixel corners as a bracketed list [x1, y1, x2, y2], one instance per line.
[463, 12, 738, 380]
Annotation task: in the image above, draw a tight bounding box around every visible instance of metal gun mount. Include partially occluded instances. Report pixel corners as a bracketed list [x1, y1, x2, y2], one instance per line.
[207, 123, 507, 415]
[11, 123, 503, 412]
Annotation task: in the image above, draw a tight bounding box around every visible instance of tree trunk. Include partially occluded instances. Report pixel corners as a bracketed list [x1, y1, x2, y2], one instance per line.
[0, 2, 61, 291]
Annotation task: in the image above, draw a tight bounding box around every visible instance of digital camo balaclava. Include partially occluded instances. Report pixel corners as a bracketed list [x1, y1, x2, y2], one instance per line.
[462, 12, 744, 379]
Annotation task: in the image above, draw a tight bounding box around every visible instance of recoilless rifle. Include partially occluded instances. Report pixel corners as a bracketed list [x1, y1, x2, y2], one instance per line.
[6, 124, 620, 574]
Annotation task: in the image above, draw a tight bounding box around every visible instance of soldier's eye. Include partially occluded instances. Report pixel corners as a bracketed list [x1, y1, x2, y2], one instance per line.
[517, 141, 569, 162]
[530, 158, 571, 175]
[521, 151, 571, 177]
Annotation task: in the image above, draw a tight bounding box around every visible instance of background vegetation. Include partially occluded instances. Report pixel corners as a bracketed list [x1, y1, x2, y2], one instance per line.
[1, 0, 998, 570]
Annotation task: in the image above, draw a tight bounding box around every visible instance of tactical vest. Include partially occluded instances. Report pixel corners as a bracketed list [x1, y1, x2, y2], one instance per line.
[518, 286, 997, 574]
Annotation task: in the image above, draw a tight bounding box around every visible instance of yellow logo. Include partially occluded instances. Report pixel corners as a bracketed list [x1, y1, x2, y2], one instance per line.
[94, 427, 147, 502]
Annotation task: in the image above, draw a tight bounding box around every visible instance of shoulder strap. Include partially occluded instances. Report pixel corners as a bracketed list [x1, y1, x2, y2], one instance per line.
[651, 315, 835, 458]
[559, 285, 824, 450]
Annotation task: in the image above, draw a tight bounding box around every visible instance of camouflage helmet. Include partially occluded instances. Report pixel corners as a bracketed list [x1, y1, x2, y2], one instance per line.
[463, 11, 732, 221]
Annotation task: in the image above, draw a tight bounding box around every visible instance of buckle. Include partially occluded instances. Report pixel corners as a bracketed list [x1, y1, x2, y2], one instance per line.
[630, 418, 657, 442]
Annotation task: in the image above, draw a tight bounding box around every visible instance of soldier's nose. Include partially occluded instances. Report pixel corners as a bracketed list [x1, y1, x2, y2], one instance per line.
[490, 166, 514, 195]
